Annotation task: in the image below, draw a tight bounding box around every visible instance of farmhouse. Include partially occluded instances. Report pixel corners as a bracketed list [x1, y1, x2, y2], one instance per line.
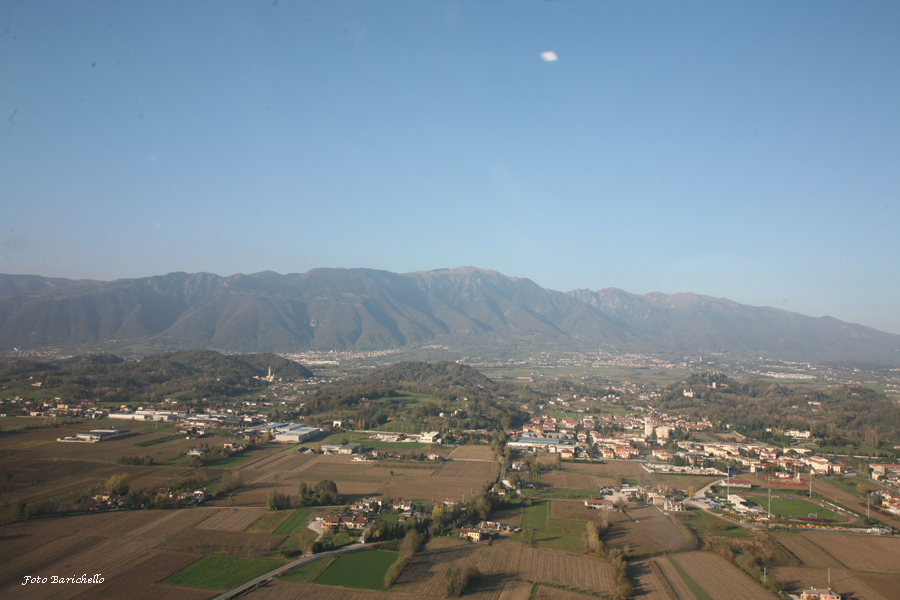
[323, 516, 369, 530]
[460, 528, 485, 542]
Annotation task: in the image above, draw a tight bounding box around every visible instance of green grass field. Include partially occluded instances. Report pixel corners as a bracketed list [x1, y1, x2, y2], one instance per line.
[312, 550, 399, 590]
[281, 557, 334, 583]
[521, 500, 548, 530]
[519, 501, 584, 552]
[273, 507, 317, 536]
[163, 555, 279, 589]
[203, 452, 255, 468]
[763, 496, 845, 521]
[684, 509, 751, 537]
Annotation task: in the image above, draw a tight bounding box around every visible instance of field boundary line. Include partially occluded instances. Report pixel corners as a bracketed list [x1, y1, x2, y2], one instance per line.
[648, 560, 679, 600]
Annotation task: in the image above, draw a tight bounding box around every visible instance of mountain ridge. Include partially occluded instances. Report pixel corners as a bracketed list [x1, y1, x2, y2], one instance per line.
[1, 268, 898, 364]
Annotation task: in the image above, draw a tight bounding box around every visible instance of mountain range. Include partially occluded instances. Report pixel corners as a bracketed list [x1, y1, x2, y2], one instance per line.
[1, 267, 898, 364]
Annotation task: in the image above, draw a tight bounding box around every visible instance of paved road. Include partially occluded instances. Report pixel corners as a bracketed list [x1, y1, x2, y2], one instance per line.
[211, 542, 368, 600]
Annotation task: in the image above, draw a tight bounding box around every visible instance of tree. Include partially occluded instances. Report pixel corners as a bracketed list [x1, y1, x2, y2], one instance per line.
[856, 483, 870, 496]
[687, 485, 697, 499]
[266, 489, 291, 510]
[106, 473, 129, 496]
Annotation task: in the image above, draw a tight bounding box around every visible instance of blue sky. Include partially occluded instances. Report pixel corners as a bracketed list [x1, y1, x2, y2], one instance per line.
[2, 1, 899, 334]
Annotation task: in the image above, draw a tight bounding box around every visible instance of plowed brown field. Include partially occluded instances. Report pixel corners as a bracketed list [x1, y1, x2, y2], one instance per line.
[449, 446, 496, 461]
[772, 533, 843, 568]
[435, 460, 498, 479]
[603, 507, 689, 555]
[163, 529, 285, 556]
[671, 552, 772, 600]
[629, 557, 699, 600]
[802, 533, 900, 573]
[541, 471, 612, 490]
[70, 553, 213, 600]
[195, 508, 267, 531]
[392, 538, 614, 598]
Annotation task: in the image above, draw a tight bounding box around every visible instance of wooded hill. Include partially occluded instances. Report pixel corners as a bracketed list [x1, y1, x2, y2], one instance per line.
[0, 350, 312, 404]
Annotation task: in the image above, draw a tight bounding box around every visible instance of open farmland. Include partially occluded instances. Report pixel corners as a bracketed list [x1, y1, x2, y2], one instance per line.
[603, 506, 691, 555]
[392, 538, 614, 598]
[164, 555, 280, 589]
[243, 581, 398, 600]
[541, 470, 612, 490]
[548, 499, 612, 522]
[490, 505, 524, 527]
[771, 567, 896, 600]
[448, 445, 496, 461]
[69, 553, 213, 600]
[0, 509, 210, 579]
[772, 533, 843, 568]
[381, 459, 499, 502]
[0, 509, 221, 600]
[671, 551, 773, 600]
[434, 459, 498, 479]
[531, 586, 599, 600]
[195, 507, 267, 531]
[311, 549, 398, 590]
[164, 528, 286, 557]
[629, 557, 699, 600]
[801, 533, 900, 573]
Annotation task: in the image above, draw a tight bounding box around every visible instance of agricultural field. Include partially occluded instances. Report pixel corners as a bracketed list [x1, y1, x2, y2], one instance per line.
[670, 551, 773, 600]
[69, 552, 214, 600]
[163, 528, 286, 557]
[272, 506, 319, 536]
[490, 505, 524, 527]
[163, 555, 279, 589]
[0, 509, 219, 600]
[434, 459, 498, 479]
[243, 580, 395, 600]
[242, 509, 294, 534]
[391, 538, 614, 598]
[540, 470, 613, 490]
[448, 445, 496, 461]
[798, 532, 900, 573]
[548, 499, 612, 522]
[195, 507, 267, 531]
[629, 557, 700, 600]
[772, 533, 842, 569]
[380, 458, 499, 503]
[309, 550, 399, 591]
[603, 506, 691, 555]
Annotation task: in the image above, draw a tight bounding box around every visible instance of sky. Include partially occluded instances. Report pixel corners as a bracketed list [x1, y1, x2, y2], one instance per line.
[2, 1, 899, 334]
